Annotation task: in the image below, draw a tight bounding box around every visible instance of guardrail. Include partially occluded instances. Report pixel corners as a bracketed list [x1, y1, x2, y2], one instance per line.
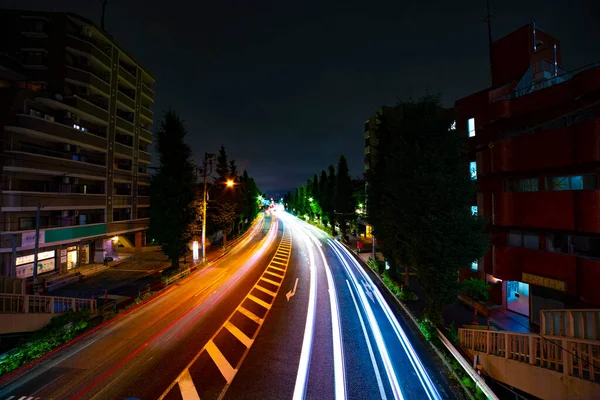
[541, 309, 600, 340]
[459, 328, 600, 384]
[0, 293, 97, 315]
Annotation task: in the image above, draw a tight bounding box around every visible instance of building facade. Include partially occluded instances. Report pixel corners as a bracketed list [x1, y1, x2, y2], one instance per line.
[0, 10, 154, 281]
[455, 24, 600, 324]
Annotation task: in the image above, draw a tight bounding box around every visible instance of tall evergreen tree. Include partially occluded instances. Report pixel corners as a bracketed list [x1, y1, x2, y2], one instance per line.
[326, 164, 336, 233]
[229, 160, 239, 182]
[215, 145, 229, 183]
[367, 95, 488, 323]
[318, 170, 328, 224]
[334, 155, 354, 238]
[149, 110, 198, 268]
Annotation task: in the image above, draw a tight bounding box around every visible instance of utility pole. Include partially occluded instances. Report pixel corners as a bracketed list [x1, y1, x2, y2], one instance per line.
[32, 203, 41, 293]
[201, 153, 215, 262]
[11, 235, 17, 277]
[100, 0, 108, 30]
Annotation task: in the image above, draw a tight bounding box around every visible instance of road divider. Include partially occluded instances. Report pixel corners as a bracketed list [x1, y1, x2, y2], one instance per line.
[159, 224, 292, 400]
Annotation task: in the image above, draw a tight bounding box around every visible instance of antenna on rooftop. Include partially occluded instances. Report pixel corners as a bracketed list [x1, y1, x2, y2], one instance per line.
[483, 0, 494, 84]
[100, 0, 108, 30]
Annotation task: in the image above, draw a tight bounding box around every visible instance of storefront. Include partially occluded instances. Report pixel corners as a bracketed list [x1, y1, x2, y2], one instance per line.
[66, 246, 78, 270]
[15, 250, 56, 279]
[506, 280, 530, 317]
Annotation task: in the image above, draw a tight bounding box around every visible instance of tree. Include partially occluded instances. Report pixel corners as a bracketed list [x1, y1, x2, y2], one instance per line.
[215, 145, 229, 182]
[325, 165, 336, 233]
[318, 170, 328, 225]
[229, 160, 238, 182]
[334, 155, 354, 239]
[212, 201, 237, 246]
[149, 110, 198, 269]
[461, 278, 489, 324]
[367, 95, 488, 324]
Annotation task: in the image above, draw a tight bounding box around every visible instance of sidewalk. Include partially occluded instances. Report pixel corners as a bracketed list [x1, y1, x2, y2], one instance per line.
[346, 234, 538, 334]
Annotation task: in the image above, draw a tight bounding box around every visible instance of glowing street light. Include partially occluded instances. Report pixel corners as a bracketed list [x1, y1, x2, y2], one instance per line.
[226, 179, 235, 187]
[309, 197, 314, 202]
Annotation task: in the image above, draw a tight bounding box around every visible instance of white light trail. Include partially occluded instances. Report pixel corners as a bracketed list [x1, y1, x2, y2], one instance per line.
[328, 242, 404, 400]
[304, 229, 346, 400]
[291, 222, 317, 400]
[330, 240, 441, 400]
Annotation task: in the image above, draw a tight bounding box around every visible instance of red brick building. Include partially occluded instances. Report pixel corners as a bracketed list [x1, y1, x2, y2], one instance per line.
[455, 23, 600, 325]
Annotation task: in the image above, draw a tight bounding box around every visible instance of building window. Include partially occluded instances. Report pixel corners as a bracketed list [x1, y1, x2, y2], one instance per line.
[29, 109, 43, 118]
[471, 260, 478, 271]
[506, 178, 539, 192]
[471, 206, 478, 215]
[548, 175, 597, 191]
[468, 118, 476, 137]
[508, 230, 539, 250]
[547, 233, 572, 254]
[470, 161, 477, 180]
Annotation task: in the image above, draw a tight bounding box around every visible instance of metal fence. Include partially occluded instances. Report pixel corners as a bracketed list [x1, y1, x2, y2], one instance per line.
[0, 293, 97, 315]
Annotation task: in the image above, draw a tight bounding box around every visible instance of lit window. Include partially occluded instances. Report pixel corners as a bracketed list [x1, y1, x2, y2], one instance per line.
[468, 118, 476, 137]
[471, 260, 478, 271]
[470, 161, 477, 180]
[471, 206, 478, 215]
[519, 178, 539, 192]
[449, 120, 456, 131]
[73, 124, 80, 130]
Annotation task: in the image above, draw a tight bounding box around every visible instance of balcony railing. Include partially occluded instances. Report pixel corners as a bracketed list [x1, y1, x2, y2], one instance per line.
[140, 105, 153, 122]
[139, 127, 152, 143]
[0, 293, 97, 315]
[541, 309, 600, 341]
[459, 328, 600, 384]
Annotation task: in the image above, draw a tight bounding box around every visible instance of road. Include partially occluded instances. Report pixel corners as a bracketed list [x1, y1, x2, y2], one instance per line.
[0, 212, 460, 400]
[0, 214, 281, 400]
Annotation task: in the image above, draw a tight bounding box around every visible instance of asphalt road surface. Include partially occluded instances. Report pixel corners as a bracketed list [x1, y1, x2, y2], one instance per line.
[0, 214, 280, 400]
[0, 212, 459, 400]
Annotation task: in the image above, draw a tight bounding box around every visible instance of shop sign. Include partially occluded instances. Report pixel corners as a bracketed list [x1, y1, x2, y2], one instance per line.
[16, 250, 55, 266]
[16, 258, 56, 279]
[67, 246, 77, 252]
[61, 249, 67, 256]
[21, 231, 45, 248]
[522, 272, 566, 292]
[61, 256, 67, 263]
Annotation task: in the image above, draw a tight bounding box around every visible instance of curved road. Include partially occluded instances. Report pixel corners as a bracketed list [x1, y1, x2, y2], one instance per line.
[0, 212, 459, 400]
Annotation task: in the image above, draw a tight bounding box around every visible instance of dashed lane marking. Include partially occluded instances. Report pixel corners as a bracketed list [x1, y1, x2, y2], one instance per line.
[158, 226, 293, 400]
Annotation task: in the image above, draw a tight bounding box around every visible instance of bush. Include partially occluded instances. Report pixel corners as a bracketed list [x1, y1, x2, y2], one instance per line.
[0, 309, 92, 376]
[418, 318, 438, 341]
[398, 285, 418, 302]
[445, 321, 459, 345]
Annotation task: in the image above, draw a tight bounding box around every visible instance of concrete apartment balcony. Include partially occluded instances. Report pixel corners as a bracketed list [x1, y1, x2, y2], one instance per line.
[1, 191, 106, 210]
[138, 150, 151, 164]
[115, 142, 134, 158]
[138, 196, 150, 206]
[65, 34, 111, 68]
[2, 151, 106, 180]
[138, 175, 150, 186]
[7, 114, 107, 152]
[65, 65, 110, 96]
[117, 90, 135, 111]
[116, 116, 134, 134]
[139, 127, 152, 143]
[113, 195, 133, 207]
[63, 95, 109, 124]
[114, 169, 133, 182]
[140, 105, 153, 124]
[459, 325, 600, 399]
[142, 83, 154, 100]
[107, 218, 149, 235]
[118, 65, 137, 87]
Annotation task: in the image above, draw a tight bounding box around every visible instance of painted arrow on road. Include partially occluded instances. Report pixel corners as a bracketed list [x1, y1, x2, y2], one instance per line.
[286, 278, 299, 301]
[362, 279, 374, 302]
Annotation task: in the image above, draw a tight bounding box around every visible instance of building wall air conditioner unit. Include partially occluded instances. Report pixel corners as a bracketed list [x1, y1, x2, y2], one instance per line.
[62, 176, 70, 184]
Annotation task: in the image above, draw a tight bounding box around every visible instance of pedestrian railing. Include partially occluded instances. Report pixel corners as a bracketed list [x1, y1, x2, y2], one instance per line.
[459, 328, 600, 384]
[541, 309, 600, 341]
[0, 293, 97, 315]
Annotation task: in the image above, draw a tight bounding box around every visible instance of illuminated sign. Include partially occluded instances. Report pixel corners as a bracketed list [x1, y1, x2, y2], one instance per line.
[192, 241, 199, 261]
[21, 230, 45, 248]
[16, 258, 56, 279]
[522, 273, 566, 292]
[16, 250, 55, 266]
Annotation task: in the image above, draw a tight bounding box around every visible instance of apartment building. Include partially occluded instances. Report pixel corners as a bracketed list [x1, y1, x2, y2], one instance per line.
[455, 24, 600, 325]
[0, 10, 154, 281]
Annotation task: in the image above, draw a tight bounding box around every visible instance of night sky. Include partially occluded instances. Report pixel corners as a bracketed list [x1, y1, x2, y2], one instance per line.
[2, 0, 599, 193]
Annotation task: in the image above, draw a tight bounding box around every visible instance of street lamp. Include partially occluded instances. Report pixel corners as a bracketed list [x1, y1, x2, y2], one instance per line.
[226, 179, 234, 188]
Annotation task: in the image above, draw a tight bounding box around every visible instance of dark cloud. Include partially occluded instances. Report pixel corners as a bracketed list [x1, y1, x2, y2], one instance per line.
[4, 0, 598, 193]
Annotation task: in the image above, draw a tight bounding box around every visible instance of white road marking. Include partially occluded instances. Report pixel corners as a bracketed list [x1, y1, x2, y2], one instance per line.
[178, 369, 201, 400]
[205, 341, 236, 383]
[225, 321, 253, 347]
